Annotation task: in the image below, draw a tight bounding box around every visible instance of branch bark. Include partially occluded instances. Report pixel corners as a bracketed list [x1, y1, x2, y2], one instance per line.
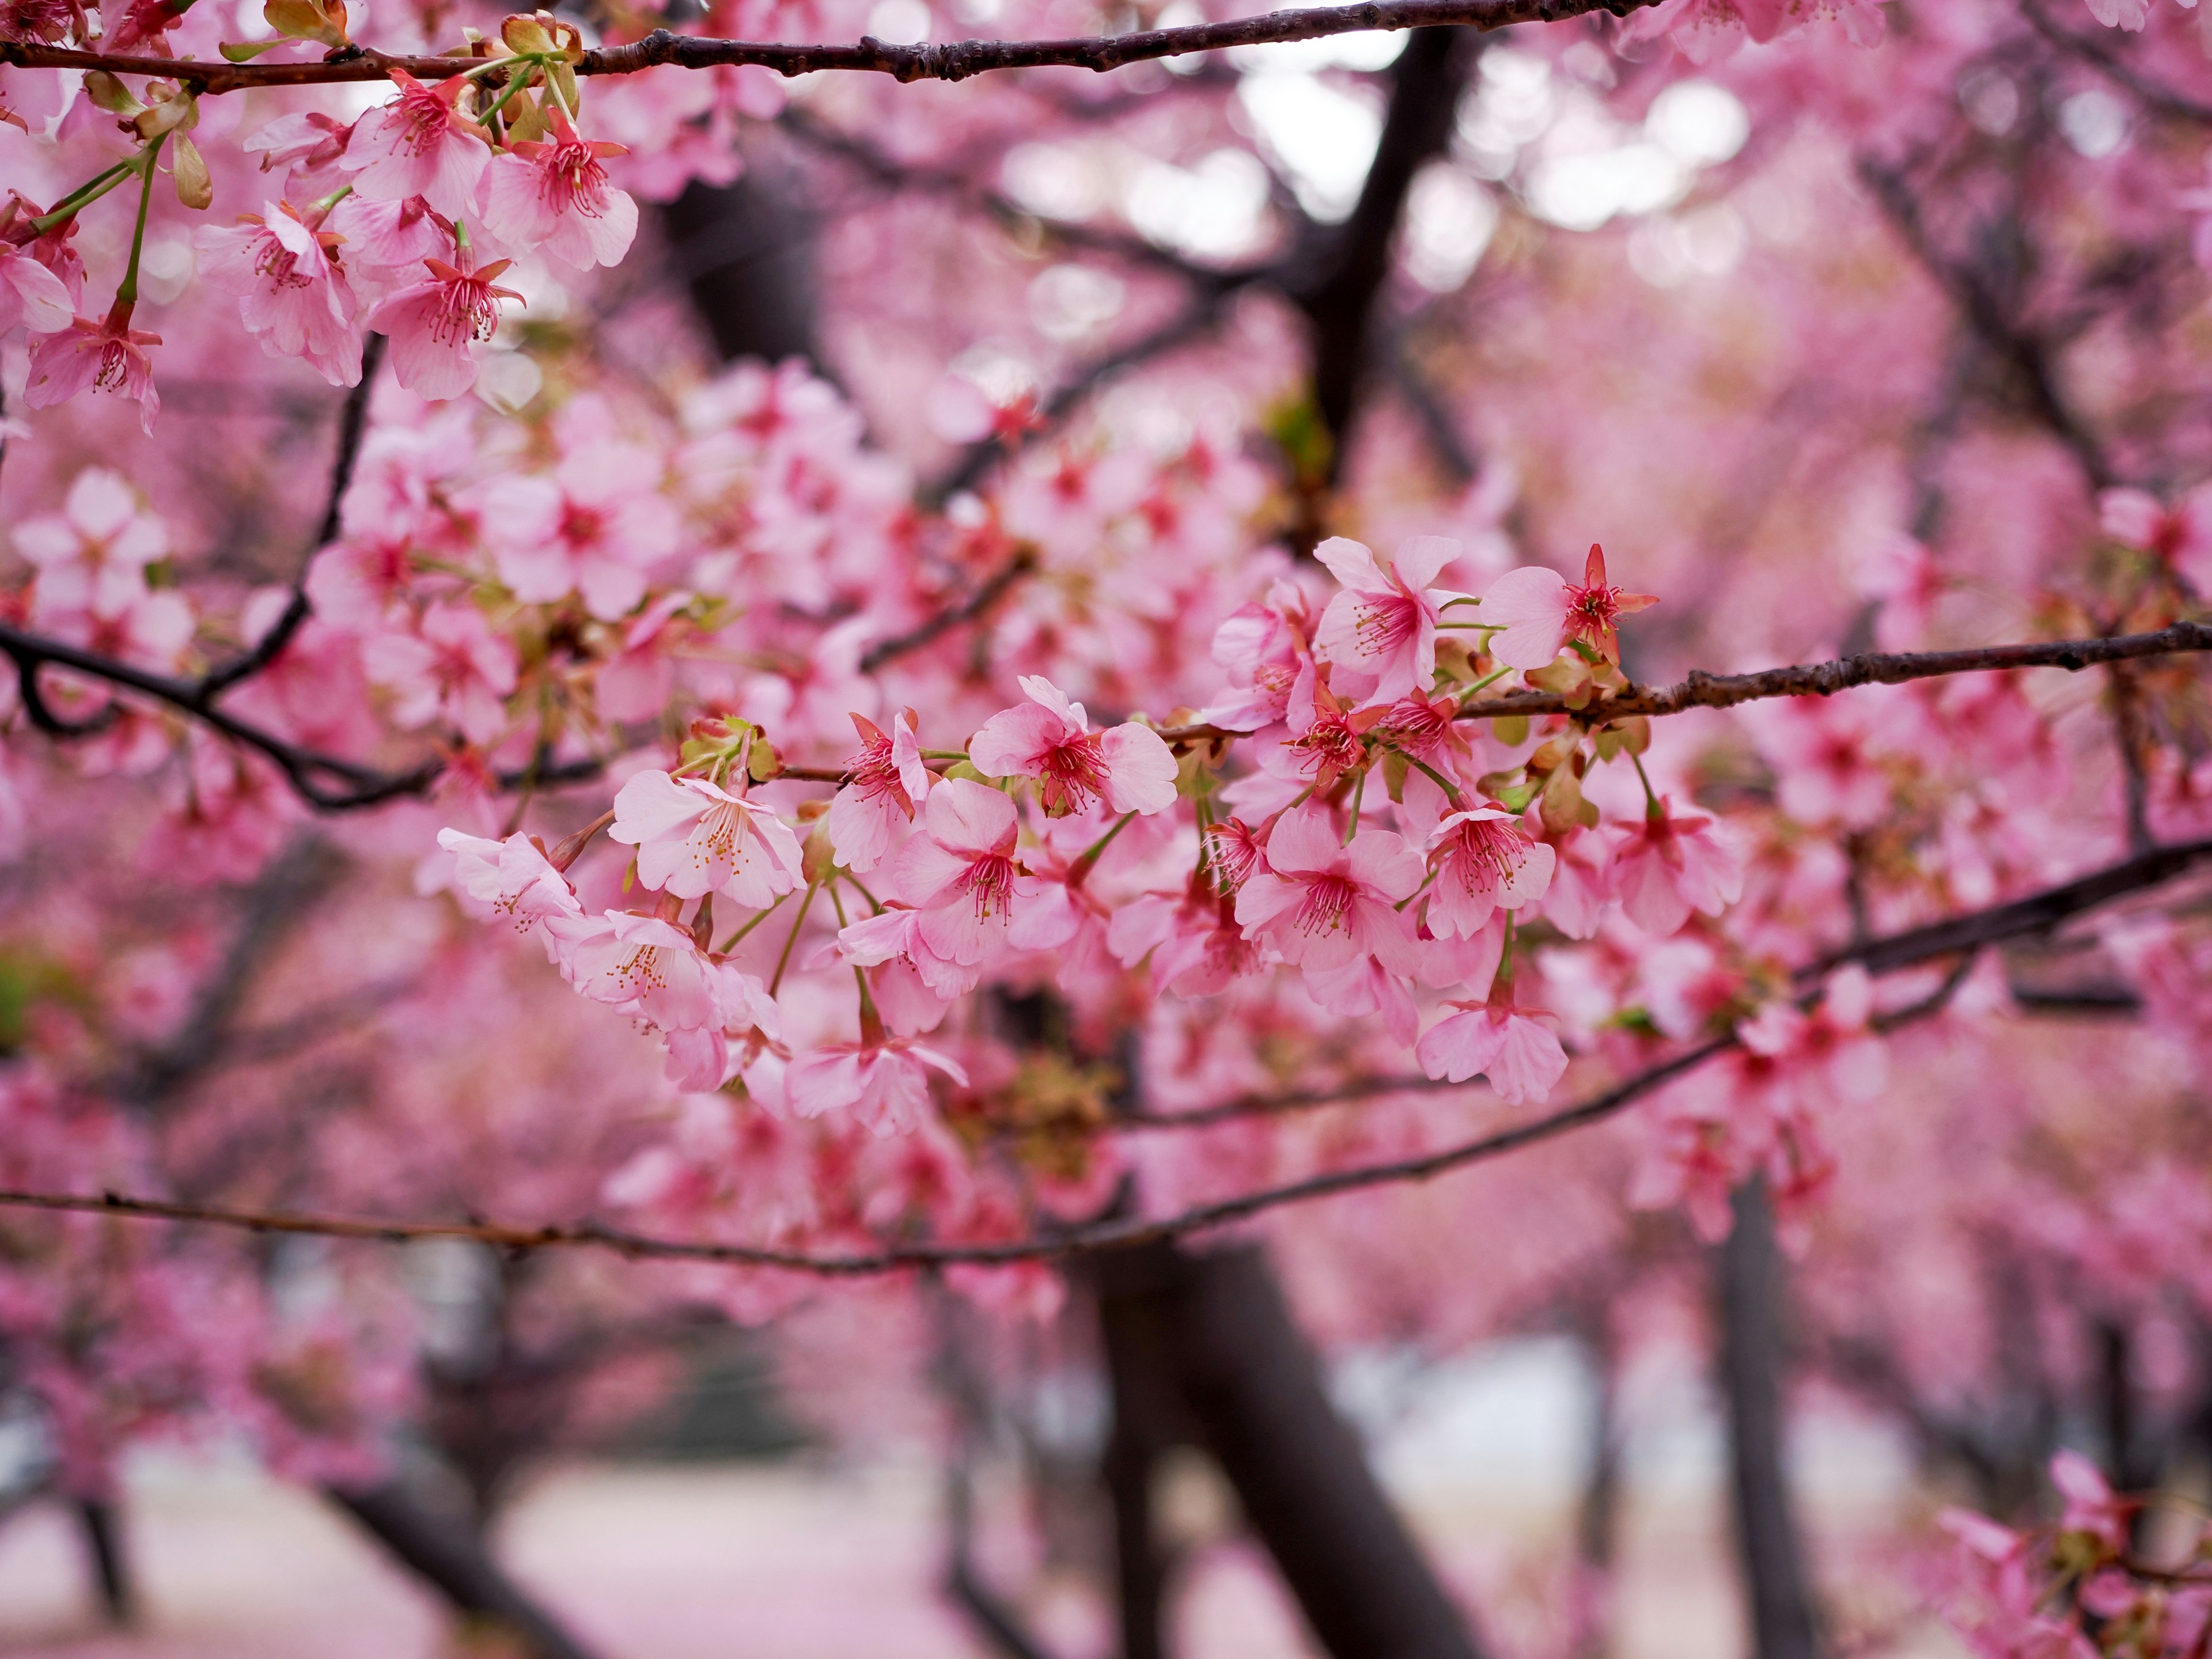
[3, 0, 1656, 92]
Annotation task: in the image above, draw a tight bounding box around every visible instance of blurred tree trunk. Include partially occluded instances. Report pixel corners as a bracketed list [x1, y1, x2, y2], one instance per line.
[661, 160, 827, 373]
[327, 1478, 603, 1659]
[1289, 25, 1479, 488]
[1096, 1240, 1488, 1659]
[1718, 1180, 1821, 1659]
[1571, 1321, 1620, 1659]
[76, 1499, 133, 1625]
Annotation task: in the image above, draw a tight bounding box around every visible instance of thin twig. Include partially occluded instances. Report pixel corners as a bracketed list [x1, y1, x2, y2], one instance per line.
[2, 0, 1658, 93]
[860, 550, 1037, 672]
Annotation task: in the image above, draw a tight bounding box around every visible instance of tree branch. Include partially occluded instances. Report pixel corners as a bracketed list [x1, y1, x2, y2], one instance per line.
[2020, 1, 2212, 125]
[0, 621, 601, 809]
[2, 0, 1657, 93]
[859, 550, 1038, 673]
[196, 335, 385, 699]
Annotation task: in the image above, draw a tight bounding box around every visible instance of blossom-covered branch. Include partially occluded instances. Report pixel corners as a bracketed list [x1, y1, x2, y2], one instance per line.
[2, 0, 1659, 93]
[9, 831, 2206, 1275]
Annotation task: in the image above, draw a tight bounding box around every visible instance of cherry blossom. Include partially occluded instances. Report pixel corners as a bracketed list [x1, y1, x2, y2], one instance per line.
[359, 601, 518, 744]
[968, 676, 1178, 817]
[193, 202, 363, 387]
[609, 770, 806, 908]
[1313, 534, 1464, 705]
[892, 777, 1040, 967]
[22, 303, 161, 433]
[362, 244, 522, 401]
[12, 468, 167, 623]
[786, 1039, 968, 1137]
[1424, 806, 1556, 940]
[544, 910, 719, 1031]
[1232, 806, 1423, 974]
[0, 224, 71, 338]
[1481, 544, 1657, 672]
[478, 105, 638, 271]
[339, 70, 490, 219]
[435, 828, 582, 943]
[478, 436, 681, 619]
[827, 710, 930, 873]
[1415, 1002, 1569, 1104]
[1612, 797, 1744, 936]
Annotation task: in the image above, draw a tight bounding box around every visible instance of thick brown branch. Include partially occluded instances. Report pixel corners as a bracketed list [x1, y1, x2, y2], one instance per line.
[3, 0, 1656, 93]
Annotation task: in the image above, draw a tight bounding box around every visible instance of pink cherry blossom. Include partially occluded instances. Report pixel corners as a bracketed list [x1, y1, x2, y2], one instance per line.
[1233, 806, 1423, 974]
[339, 70, 490, 219]
[22, 302, 160, 433]
[1612, 797, 1743, 935]
[893, 777, 1039, 967]
[1415, 1002, 1569, 1104]
[2050, 1449, 2134, 1552]
[827, 710, 930, 873]
[786, 1038, 968, 1137]
[361, 247, 521, 402]
[834, 902, 976, 1017]
[479, 442, 681, 619]
[1108, 878, 1259, 998]
[968, 676, 1177, 817]
[435, 828, 582, 944]
[1482, 544, 1657, 672]
[543, 911, 719, 1031]
[2100, 483, 2212, 593]
[478, 106, 638, 272]
[1425, 807, 1556, 939]
[662, 963, 784, 1092]
[1196, 582, 1312, 731]
[359, 602, 518, 744]
[1313, 534, 1463, 705]
[193, 202, 363, 388]
[609, 770, 806, 908]
[0, 229, 71, 339]
[12, 468, 167, 623]
[242, 112, 356, 203]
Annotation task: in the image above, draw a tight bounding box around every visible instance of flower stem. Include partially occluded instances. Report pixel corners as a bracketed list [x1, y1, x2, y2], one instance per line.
[30, 160, 135, 235]
[1629, 751, 1662, 817]
[476, 62, 543, 127]
[768, 880, 819, 996]
[827, 882, 884, 1025]
[1457, 664, 1516, 702]
[1391, 747, 1466, 809]
[113, 134, 166, 309]
[1343, 771, 1365, 843]
[1069, 810, 1135, 884]
[717, 889, 787, 953]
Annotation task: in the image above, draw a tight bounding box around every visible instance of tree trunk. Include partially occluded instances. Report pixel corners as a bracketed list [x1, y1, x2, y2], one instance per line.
[77, 1499, 134, 1625]
[1571, 1325, 1620, 1659]
[1096, 1240, 1487, 1659]
[1292, 25, 1479, 483]
[325, 1478, 604, 1659]
[661, 162, 827, 372]
[1717, 1180, 1821, 1659]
